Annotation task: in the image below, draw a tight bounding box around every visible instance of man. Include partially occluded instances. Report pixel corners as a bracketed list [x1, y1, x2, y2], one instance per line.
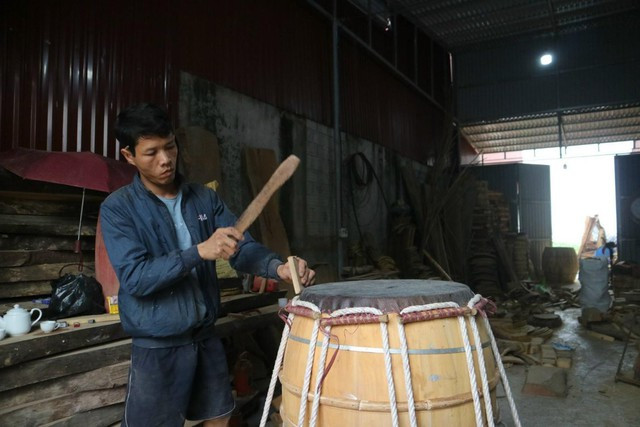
[100, 103, 314, 427]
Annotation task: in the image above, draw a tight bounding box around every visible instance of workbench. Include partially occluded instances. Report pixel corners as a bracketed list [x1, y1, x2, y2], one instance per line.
[0, 293, 284, 426]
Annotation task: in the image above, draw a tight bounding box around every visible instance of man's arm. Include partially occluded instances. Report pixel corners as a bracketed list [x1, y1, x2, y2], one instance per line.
[100, 202, 201, 297]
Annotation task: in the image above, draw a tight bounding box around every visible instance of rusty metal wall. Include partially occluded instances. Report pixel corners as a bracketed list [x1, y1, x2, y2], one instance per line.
[1, 0, 445, 163]
[340, 38, 444, 163]
[0, 0, 176, 158]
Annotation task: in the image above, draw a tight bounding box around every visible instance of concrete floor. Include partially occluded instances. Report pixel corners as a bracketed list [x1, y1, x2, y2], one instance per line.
[497, 308, 640, 426]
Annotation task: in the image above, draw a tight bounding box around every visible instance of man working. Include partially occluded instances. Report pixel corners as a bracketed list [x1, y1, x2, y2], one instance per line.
[100, 103, 315, 426]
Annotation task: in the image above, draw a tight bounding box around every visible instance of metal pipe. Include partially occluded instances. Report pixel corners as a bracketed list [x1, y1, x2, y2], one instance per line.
[332, 0, 344, 278]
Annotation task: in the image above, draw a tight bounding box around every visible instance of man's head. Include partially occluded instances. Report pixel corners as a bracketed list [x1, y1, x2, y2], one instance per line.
[114, 103, 174, 156]
[115, 103, 178, 196]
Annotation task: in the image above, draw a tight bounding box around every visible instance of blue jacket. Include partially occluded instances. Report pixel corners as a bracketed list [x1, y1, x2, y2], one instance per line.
[100, 174, 281, 345]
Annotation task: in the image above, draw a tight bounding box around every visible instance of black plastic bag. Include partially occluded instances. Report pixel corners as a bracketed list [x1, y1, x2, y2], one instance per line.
[45, 273, 106, 319]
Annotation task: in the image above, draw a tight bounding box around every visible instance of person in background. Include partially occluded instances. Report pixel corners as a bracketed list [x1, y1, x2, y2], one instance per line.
[100, 103, 314, 427]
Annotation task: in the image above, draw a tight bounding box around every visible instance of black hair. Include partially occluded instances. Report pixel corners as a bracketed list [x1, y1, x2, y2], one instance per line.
[114, 103, 174, 156]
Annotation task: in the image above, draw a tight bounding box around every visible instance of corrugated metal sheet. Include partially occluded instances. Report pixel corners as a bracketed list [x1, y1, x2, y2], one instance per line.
[0, 0, 176, 158]
[1, 0, 447, 163]
[462, 105, 640, 154]
[372, 0, 640, 50]
[615, 154, 640, 264]
[340, 38, 445, 162]
[176, 0, 333, 127]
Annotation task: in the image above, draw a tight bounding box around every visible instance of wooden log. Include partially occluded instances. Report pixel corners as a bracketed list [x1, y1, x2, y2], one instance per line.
[0, 262, 95, 283]
[0, 190, 104, 203]
[41, 403, 124, 427]
[0, 321, 127, 368]
[0, 250, 92, 267]
[0, 197, 101, 216]
[0, 386, 126, 425]
[0, 339, 132, 392]
[0, 235, 95, 251]
[0, 361, 129, 409]
[0, 280, 52, 298]
[0, 214, 96, 236]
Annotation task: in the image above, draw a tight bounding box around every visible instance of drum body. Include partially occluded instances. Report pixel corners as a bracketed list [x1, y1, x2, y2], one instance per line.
[280, 280, 498, 426]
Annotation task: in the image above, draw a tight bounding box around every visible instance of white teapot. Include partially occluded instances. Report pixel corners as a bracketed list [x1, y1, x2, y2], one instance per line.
[0, 304, 43, 336]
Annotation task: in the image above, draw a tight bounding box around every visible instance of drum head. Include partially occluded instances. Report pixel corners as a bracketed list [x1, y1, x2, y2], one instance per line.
[299, 280, 474, 313]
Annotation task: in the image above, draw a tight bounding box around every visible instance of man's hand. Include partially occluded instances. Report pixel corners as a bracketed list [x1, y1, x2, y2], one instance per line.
[277, 257, 316, 287]
[197, 227, 244, 261]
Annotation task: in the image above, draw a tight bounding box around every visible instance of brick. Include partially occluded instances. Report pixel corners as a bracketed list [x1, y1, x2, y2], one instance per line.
[522, 366, 568, 397]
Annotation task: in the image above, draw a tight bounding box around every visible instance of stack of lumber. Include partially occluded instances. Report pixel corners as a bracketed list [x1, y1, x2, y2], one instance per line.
[0, 170, 102, 303]
[0, 314, 129, 426]
[508, 233, 530, 280]
[0, 299, 284, 426]
[487, 191, 510, 234]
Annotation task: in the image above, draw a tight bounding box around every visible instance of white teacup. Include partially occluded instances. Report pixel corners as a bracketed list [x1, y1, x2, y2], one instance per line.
[40, 320, 59, 333]
[0, 329, 5, 340]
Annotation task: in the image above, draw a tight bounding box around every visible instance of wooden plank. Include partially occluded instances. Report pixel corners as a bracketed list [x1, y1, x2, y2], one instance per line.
[0, 197, 101, 216]
[0, 250, 92, 267]
[41, 403, 124, 427]
[0, 339, 132, 392]
[0, 262, 95, 283]
[0, 361, 129, 410]
[0, 386, 126, 425]
[0, 280, 52, 298]
[0, 214, 96, 236]
[0, 321, 127, 367]
[58, 313, 120, 325]
[0, 191, 105, 203]
[0, 235, 95, 251]
[175, 126, 222, 187]
[243, 147, 291, 259]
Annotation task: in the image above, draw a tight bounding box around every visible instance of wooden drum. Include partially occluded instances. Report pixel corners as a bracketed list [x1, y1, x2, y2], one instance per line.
[278, 280, 500, 426]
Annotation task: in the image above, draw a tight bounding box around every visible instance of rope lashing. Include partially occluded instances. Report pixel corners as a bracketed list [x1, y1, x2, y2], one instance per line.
[473, 297, 522, 427]
[259, 311, 294, 427]
[261, 294, 521, 427]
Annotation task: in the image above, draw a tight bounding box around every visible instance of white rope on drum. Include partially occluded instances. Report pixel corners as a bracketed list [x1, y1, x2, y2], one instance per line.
[298, 311, 321, 427]
[380, 319, 400, 427]
[469, 315, 495, 426]
[482, 314, 523, 427]
[400, 301, 459, 314]
[457, 313, 484, 427]
[396, 319, 417, 427]
[309, 326, 331, 427]
[259, 311, 294, 427]
[467, 296, 495, 426]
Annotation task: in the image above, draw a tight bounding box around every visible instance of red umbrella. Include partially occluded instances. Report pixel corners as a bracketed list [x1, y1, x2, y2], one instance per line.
[0, 148, 136, 261]
[0, 148, 135, 192]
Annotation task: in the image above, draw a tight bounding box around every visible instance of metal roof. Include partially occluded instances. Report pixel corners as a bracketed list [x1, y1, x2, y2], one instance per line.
[463, 104, 640, 153]
[347, 0, 640, 154]
[349, 0, 639, 50]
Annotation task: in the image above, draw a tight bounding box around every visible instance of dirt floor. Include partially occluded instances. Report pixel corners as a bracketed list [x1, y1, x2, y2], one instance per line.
[497, 308, 640, 426]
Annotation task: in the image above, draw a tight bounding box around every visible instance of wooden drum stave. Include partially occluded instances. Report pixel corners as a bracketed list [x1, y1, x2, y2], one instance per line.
[277, 280, 502, 427]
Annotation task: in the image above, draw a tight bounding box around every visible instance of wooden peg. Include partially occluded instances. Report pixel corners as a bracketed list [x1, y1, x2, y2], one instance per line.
[287, 256, 302, 295]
